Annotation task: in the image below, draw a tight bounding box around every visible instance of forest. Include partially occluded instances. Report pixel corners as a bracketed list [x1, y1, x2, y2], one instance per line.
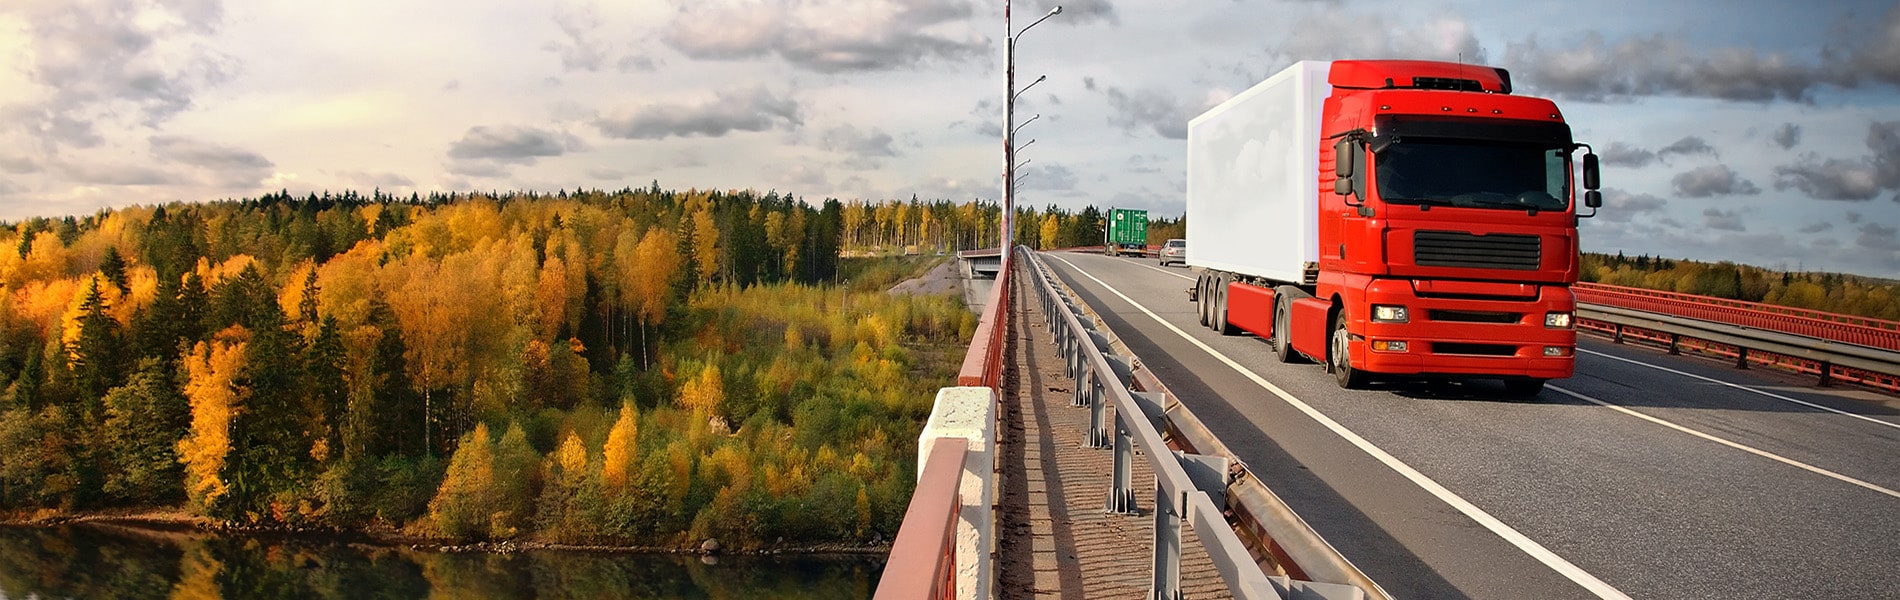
[1580, 252, 1900, 320]
[0, 187, 995, 549]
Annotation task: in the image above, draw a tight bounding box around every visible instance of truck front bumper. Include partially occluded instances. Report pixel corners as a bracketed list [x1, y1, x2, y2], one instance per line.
[1354, 279, 1576, 380]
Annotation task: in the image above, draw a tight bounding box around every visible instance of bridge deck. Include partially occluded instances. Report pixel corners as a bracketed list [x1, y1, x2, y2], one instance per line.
[994, 272, 1233, 599]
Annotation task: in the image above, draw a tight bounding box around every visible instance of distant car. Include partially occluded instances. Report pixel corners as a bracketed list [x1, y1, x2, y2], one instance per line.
[1158, 238, 1186, 267]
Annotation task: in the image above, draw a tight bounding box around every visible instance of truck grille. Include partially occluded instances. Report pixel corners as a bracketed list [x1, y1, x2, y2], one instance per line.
[1414, 231, 1541, 270]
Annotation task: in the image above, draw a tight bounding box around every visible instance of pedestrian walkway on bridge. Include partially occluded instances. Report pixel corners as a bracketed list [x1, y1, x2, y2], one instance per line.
[992, 273, 1233, 599]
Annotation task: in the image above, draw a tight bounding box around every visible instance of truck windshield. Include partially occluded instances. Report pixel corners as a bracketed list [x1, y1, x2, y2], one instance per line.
[1374, 141, 1568, 212]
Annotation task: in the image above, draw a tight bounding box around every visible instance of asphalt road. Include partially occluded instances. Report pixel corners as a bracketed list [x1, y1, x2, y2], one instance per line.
[1033, 249, 1900, 600]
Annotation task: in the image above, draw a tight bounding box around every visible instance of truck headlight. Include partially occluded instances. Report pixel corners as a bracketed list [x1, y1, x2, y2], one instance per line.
[1372, 305, 1409, 323]
[1545, 312, 1573, 328]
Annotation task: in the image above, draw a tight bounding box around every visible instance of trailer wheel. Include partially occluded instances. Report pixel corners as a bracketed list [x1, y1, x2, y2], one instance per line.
[1272, 296, 1301, 363]
[1503, 379, 1546, 398]
[1330, 310, 1368, 389]
[1194, 275, 1209, 326]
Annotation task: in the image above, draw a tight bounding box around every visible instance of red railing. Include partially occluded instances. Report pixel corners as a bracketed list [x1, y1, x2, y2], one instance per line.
[874, 437, 970, 600]
[1574, 282, 1900, 352]
[956, 250, 1012, 388]
[881, 248, 1013, 600]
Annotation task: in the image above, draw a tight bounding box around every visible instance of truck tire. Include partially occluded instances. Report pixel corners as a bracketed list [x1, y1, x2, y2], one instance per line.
[1195, 275, 1210, 327]
[1330, 310, 1368, 389]
[1215, 277, 1239, 336]
[1503, 379, 1546, 398]
[1272, 295, 1300, 363]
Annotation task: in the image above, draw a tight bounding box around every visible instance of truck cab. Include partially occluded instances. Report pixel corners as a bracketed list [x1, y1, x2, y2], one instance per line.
[1312, 60, 1601, 393]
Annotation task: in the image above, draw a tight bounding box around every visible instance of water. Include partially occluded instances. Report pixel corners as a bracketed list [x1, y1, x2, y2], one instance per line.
[0, 524, 884, 599]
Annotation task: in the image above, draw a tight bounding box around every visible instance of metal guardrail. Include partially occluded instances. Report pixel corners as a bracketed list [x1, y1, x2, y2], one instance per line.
[1579, 304, 1900, 392]
[1023, 250, 1370, 600]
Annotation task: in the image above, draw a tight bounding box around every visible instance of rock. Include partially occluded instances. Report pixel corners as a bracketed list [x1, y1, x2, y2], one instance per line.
[699, 538, 721, 554]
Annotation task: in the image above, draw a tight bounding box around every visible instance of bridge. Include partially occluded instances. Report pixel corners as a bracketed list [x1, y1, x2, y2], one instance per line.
[879, 248, 1900, 599]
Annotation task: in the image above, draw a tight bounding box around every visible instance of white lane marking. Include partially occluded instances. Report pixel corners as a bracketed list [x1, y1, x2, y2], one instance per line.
[1043, 254, 1634, 600]
[1547, 385, 1900, 500]
[1579, 348, 1900, 432]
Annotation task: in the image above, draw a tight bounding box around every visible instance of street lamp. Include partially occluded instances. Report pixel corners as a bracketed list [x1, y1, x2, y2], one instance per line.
[1004, 3, 1059, 261]
[1011, 115, 1040, 139]
[1014, 138, 1036, 154]
[1013, 74, 1047, 104]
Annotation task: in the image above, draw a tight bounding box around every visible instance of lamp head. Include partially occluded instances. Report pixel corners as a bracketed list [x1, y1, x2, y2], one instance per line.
[1050, 6, 1062, 16]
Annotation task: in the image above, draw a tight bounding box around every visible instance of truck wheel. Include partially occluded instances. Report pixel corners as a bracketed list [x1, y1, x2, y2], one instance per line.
[1272, 296, 1300, 363]
[1215, 278, 1239, 336]
[1195, 276, 1210, 327]
[1330, 311, 1368, 389]
[1503, 379, 1546, 398]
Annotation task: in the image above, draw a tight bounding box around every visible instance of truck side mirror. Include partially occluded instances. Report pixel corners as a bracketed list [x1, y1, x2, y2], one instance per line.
[1582, 152, 1600, 190]
[1585, 190, 1602, 208]
[1334, 137, 1356, 178]
[1333, 177, 1352, 196]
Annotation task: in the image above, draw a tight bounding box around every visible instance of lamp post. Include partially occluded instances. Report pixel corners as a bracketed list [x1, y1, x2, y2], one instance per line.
[1005, 2, 1059, 265]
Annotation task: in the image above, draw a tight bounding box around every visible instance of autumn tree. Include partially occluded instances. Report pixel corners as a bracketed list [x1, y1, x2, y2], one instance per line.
[601, 398, 640, 492]
[629, 227, 681, 369]
[178, 336, 247, 515]
[689, 197, 721, 287]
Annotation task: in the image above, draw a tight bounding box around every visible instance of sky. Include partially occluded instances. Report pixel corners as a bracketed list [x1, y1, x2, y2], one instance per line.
[1, 0, 1898, 278]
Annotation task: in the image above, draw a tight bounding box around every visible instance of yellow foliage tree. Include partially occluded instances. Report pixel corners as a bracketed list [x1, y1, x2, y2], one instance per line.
[629, 227, 681, 368]
[554, 431, 587, 487]
[428, 423, 496, 539]
[679, 363, 724, 414]
[600, 398, 640, 491]
[177, 337, 248, 513]
[691, 201, 721, 286]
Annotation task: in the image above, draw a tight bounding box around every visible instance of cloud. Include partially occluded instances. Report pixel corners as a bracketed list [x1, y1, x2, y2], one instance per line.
[1025, 0, 1117, 26]
[617, 55, 657, 73]
[546, 3, 609, 72]
[1504, 34, 1836, 102]
[1772, 120, 1900, 200]
[1599, 142, 1656, 168]
[662, 0, 987, 73]
[1672, 164, 1760, 197]
[1257, 9, 1484, 69]
[1594, 188, 1667, 223]
[1858, 223, 1900, 252]
[1702, 208, 1746, 231]
[1772, 123, 1802, 149]
[0, 155, 38, 175]
[1799, 221, 1834, 234]
[1015, 163, 1080, 192]
[448, 126, 579, 163]
[1505, 6, 1900, 103]
[903, 175, 996, 202]
[58, 161, 179, 186]
[820, 125, 900, 158]
[1657, 136, 1716, 160]
[150, 135, 274, 188]
[595, 87, 802, 140]
[337, 170, 416, 188]
[951, 99, 1000, 138]
[1100, 85, 1199, 139]
[5, 0, 234, 150]
[446, 125, 581, 177]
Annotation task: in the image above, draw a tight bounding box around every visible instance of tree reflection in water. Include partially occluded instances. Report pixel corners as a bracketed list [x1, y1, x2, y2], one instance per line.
[0, 525, 880, 599]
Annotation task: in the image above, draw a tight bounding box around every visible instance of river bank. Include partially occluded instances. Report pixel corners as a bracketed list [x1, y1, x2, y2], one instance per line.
[2, 508, 891, 557]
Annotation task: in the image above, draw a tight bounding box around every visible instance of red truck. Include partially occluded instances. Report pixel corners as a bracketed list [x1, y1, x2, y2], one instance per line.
[1188, 60, 1601, 395]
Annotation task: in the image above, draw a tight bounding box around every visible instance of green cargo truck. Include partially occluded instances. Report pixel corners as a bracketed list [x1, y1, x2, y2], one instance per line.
[1104, 207, 1148, 256]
